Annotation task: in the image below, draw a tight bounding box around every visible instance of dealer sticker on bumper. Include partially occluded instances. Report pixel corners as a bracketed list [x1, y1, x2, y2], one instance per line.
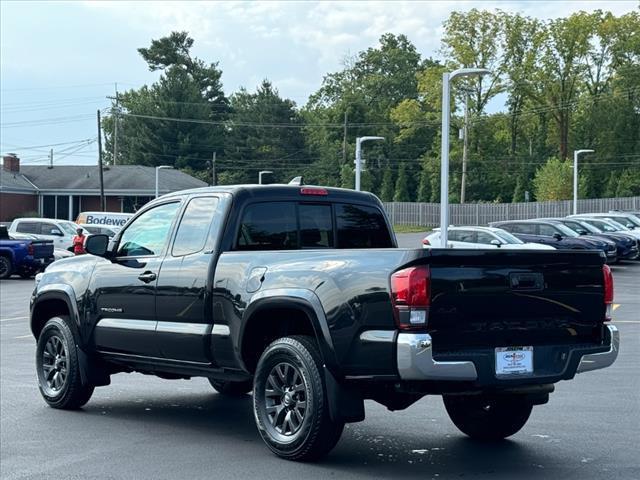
[495, 346, 533, 376]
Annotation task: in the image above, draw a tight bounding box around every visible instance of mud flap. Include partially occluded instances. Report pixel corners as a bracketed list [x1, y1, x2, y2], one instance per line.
[77, 347, 111, 387]
[324, 366, 365, 423]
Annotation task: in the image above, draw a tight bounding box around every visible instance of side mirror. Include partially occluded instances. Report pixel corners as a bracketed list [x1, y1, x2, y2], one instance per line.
[578, 229, 588, 235]
[50, 229, 63, 236]
[490, 239, 502, 247]
[553, 233, 563, 241]
[85, 234, 110, 257]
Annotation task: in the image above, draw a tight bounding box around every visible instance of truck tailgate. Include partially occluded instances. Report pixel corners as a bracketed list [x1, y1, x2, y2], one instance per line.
[30, 240, 54, 259]
[425, 249, 607, 353]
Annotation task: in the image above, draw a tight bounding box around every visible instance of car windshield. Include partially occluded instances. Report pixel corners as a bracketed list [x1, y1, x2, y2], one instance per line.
[59, 222, 79, 235]
[493, 230, 524, 244]
[607, 216, 638, 229]
[555, 223, 580, 237]
[588, 219, 618, 232]
[604, 219, 630, 231]
[576, 221, 601, 234]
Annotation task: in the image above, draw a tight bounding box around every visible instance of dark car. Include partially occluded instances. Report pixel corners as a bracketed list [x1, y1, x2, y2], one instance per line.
[30, 185, 619, 461]
[490, 220, 618, 263]
[550, 218, 639, 261]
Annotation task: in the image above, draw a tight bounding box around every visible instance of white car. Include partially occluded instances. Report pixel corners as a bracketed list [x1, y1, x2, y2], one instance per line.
[422, 226, 555, 250]
[9, 218, 89, 250]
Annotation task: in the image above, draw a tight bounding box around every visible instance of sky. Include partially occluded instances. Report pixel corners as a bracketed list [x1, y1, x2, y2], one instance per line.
[1, 0, 637, 166]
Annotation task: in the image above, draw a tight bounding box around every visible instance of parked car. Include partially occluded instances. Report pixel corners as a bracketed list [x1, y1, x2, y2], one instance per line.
[75, 211, 132, 232]
[0, 226, 54, 279]
[79, 224, 117, 238]
[31, 184, 619, 461]
[490, 220, 618, 263]
[8, 218, 88, 250]
[9, 231, 75, 263]
[570, 212, 640, 230]
[422, 226, 555, 250]
[549, 218, 639, 261]
[569, 215, 640, 241]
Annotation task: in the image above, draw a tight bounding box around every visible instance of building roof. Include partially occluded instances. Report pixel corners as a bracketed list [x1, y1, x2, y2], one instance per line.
[1, 165, 207, 195]
[0, 168, 38, 193]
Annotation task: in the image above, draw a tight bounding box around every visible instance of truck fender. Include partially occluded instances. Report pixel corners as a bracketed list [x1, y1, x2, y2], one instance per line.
[242, 288, 339, 373]
[32, 286, 110, 387]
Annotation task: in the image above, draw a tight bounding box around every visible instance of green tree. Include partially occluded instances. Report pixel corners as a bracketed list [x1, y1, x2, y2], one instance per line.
[222, 80, 306, 184]
[340, 164, 354, 189]
[532, 157, 573, 200]
[380, 168, 395, 202]
[393, 164, 410, 202]
[102, 31, 228, 180]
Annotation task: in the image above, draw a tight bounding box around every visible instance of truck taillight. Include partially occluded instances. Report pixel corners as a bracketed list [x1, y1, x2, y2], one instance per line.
[603, 264, 614, 321]
[27, 244, 34, 256]
[390, 265, 430, 330]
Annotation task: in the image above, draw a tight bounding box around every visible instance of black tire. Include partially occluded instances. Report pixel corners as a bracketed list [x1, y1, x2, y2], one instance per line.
[19, 270, 34, 279]
[208, 378, 253, 396]
[0, 256, 12, 279]
[35, 316, 94, 409]
[443, 394, 533, 441]
[253, 335, 344, 461]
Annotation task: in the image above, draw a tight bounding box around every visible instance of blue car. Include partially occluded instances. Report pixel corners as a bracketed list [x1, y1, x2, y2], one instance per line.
[490, 220, 618, 263]
[553, 218, 639, 261]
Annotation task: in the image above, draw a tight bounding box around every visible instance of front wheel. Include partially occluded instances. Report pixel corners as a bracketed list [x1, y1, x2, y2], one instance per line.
[443, 394, 533, 441]
[253, 335, 344, 461]
[36, 317, 94, 409]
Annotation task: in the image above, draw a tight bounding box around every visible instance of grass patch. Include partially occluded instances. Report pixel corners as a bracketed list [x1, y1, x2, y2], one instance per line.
[393, 225, 431, 234]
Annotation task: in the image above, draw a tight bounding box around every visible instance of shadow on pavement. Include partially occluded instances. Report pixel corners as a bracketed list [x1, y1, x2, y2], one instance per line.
[75, 392, 554, 478]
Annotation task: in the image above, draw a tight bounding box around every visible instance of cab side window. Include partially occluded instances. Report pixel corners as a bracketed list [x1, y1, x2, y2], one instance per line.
[16, 222, 39, 234]
[475, 232, 495, 244]
[172, 197, 219, 257]
[538, 224, 558, 236]
[117, 202, 180, 257]
[236, 202, 297, 250]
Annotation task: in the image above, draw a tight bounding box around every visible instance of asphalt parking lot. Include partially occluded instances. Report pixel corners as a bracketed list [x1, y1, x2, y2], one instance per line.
[1, 236, 639, 480]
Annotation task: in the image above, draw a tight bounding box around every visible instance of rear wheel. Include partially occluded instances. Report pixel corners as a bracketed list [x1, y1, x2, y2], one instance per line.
[208, 378, 253, 396]
[443, 394, 532, 441]
[253, 335, 344, 461]
[36, 316, 94, 409]
[0, 256, 12, 279]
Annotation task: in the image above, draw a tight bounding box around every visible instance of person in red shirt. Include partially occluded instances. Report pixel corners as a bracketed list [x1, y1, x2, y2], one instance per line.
[72, 228, 86, 255]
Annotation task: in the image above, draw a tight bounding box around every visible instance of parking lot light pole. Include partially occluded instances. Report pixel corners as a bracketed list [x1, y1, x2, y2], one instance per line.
[355, 136, 384, 191]
[259, 170, 273, 185]
[573, 149, 594, 215]
[155, 165, 173, 198]
[440, 68, 491, 248]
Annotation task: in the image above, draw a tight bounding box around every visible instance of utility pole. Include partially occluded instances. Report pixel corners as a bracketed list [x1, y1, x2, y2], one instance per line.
[211, 151, 216, 186]
[107, 84, 119, 165]
[97, 110, 106, 212]
[113, 83, 119, 166]
[48, 148, 53, 169]
[342, 111, 348, 164]
[460, 94, 469, 204]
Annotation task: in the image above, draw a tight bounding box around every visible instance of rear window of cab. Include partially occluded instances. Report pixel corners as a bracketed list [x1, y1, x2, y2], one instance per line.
[235, 201, 392, 250]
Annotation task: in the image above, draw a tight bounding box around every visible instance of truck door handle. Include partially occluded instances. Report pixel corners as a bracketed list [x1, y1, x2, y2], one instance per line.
[509, 272, 543, 291]
[138, 272, 157, 283]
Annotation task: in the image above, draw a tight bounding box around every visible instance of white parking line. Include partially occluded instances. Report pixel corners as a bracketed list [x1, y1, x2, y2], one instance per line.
[0, 316, 28, 322]
[14, 334, 32, 339]
[613, 320, 640, 324]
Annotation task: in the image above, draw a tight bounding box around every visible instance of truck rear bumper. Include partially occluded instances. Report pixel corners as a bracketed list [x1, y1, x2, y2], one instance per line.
[576, 325, 619, 373]
[396, 325, 619, 382]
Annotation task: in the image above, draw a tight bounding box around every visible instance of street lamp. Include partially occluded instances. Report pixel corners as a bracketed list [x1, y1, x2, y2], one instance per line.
[439, 68, 491, 248]
[355, 136, 384, 191]
[573, 149, 594, 215]
[259, 170, 273, 185]
[155, 165, 173, 198]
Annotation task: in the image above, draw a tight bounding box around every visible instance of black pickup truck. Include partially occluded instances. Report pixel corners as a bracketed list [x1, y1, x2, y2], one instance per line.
[30, 185, 619, 461]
